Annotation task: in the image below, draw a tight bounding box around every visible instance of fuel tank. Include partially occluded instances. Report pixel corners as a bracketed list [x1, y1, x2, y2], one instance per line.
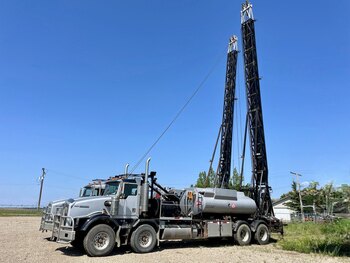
[179, 187, 257, 216]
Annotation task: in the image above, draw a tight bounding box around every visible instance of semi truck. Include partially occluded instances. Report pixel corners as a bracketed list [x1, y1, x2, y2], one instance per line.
[40, 179, 106, 232]
[49, 1, 283, 256]
[51, 159, 282, 256]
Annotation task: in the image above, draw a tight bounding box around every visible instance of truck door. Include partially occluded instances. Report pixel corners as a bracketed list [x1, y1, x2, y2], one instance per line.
[118, 183, 139, 218]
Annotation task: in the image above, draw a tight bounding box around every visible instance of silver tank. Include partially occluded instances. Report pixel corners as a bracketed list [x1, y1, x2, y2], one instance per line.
[179, 187, 257, 216]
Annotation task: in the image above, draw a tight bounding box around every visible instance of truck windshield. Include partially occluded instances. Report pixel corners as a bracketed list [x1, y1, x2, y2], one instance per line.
[81, 187, 94, 197]
[81, 187, 91, 197]
[104, 181, 120, 195]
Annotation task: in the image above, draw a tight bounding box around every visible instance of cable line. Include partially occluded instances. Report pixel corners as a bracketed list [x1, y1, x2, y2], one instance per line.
[46, 169, 88, 181]
[130, 52, 225, 173]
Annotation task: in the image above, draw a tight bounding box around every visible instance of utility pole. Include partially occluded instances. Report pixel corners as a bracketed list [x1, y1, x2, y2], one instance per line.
[290, 171, 305, 222]
[37, 168, 46, 210]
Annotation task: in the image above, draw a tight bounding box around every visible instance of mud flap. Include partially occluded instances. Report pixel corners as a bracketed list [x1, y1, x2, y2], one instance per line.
[157, 229, 160, 246]
[115, 227, 121, 247]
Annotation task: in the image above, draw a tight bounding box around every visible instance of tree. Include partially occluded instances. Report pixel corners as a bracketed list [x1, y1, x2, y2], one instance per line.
[281, 182, 350, 215]
[195, 167, 215, 188]
[281, 181, 321, 213]
[303, 181, 321, 211]
[228, 168, 242, 190]
[321, 182, 334, 214]
[195, 167, 245, 189]
[195, 171, 208, 188]
[333, 184, 350, 213]
[281, 181, 301, 211]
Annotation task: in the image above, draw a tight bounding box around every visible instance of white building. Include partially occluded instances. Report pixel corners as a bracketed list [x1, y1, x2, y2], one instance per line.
[273, 196, 295, 223]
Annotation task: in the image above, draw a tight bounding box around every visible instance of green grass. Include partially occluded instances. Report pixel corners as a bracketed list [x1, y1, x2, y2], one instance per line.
[0, 208, 43, 217]
[277, 219, 350, 257]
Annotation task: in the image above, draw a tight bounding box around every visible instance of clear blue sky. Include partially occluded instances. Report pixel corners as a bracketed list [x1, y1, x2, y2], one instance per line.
[0, 1, 349, 206]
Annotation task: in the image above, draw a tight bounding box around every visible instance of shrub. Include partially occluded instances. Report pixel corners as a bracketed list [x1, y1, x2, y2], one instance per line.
[278, 220, 350, 257]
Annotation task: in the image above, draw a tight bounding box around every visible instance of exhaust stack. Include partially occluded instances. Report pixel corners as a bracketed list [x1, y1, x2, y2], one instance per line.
[124, 163, 129, 175]
[141, 158, 151, 214]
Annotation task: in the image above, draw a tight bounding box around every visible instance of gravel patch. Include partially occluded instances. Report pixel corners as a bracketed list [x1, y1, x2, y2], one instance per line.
[0, 217, 349, 263]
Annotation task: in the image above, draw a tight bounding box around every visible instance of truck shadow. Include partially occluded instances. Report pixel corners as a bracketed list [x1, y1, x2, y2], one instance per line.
[55, 246, 131, 257]
[55, 237, 279, 257]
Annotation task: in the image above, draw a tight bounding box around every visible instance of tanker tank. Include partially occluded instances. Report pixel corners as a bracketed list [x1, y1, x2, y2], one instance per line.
[179, 188, 257, 216]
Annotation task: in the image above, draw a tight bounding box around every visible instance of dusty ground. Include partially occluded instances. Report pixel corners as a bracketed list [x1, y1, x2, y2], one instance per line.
[0, 217, 349, 263]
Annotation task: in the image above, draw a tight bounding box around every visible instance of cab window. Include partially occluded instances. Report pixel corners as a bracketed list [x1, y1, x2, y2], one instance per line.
[104, 181, 120, 195]
[82, 187, 92, 197]
[123, 184, 138, 198]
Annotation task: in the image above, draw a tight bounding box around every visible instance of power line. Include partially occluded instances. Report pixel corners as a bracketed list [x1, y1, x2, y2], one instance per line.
[130, 52, 225, 174]
[44, 184, 78, 191]
[7, 183, 38, 186]
[46, 169, 88, 181]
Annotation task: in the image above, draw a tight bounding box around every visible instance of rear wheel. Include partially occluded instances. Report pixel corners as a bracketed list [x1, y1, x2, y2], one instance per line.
[83, 224, 115, 257]
[254, 224, 270, 245]
[234, 223, 251, 246]
[130, 224, 157, 253]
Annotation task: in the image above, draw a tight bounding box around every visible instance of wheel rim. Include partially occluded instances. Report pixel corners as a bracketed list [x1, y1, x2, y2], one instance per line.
[93, 231, 110, 250]
[259, 228, 268, 241]
[240, 227, 249, 242]
[138, 230, 152, 248]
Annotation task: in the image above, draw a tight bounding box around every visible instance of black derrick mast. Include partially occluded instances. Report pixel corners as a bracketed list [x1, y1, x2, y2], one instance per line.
[215, 36, 239, 188]
[241, 1, 274, 216]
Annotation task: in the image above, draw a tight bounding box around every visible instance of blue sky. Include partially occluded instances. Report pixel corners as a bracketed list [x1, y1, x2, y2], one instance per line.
[0, 1, 349, 206]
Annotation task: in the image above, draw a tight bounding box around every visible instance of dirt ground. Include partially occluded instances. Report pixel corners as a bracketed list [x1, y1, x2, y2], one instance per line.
[0, 217, 349, 263]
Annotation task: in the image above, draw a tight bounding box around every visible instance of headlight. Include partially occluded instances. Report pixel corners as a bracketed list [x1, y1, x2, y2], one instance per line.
[65, 217, 73, 226]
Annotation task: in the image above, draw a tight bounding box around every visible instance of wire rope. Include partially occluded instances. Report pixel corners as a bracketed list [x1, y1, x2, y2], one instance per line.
[130, 52, 225, 173]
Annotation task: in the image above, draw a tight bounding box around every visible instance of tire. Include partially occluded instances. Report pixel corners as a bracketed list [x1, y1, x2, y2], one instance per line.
[83, 224, 116, 257]
[234, 223, 251, 246]
[254, 224, 270, 245]
[130, 224, 157, 253]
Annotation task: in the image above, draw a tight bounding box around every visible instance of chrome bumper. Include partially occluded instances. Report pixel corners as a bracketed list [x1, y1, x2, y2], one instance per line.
[52, 215, 75, 243]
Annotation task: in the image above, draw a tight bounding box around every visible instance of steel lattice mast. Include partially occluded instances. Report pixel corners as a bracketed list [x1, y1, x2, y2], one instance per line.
[241, 1, 274, 216]
[216, 36, 239, 188]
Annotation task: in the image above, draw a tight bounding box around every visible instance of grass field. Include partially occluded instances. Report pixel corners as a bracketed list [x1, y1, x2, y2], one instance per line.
[278, 219, 350, 257]
[0, 208, 42, 217]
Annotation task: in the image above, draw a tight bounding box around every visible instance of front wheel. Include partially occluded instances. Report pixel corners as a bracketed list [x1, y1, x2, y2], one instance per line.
[130, 224, 157, 253]
[83, 224, 116, 257]
[234, 223, 251, 246]
[254, 224, 270, 245]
